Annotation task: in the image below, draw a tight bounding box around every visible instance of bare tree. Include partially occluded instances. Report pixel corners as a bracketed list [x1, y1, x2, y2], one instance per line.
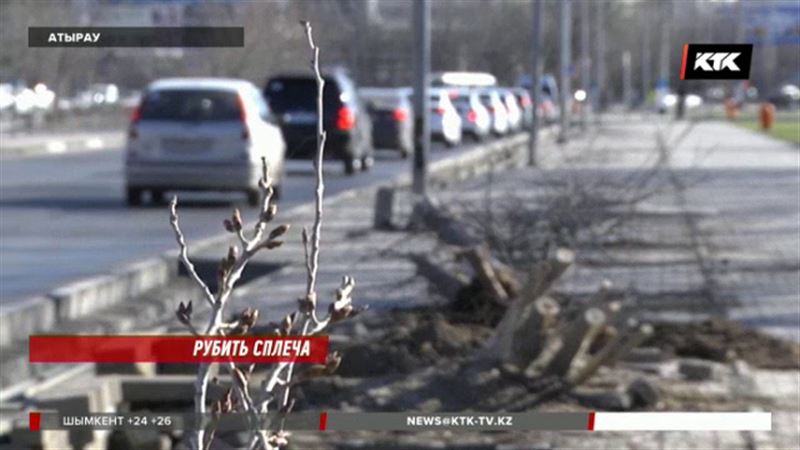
[169, 22, 362, 450]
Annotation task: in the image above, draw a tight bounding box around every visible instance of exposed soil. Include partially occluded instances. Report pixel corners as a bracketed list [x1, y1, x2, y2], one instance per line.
[333, 308, 493, 378]
[646, 318, 800, 369]
[329, 306, 800, 384]
[285, 298, 800, 449]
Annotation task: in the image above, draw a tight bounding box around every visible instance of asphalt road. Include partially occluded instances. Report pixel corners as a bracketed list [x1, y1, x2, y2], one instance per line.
[0, 142, 465, 305]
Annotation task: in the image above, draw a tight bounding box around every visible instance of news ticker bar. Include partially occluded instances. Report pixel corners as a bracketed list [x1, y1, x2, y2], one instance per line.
[28, 412, 772, 432]
[28, 27, 243, 47]
[29, 335, 328, 364]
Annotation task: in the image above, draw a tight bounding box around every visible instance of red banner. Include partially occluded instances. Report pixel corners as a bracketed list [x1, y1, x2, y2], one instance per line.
[29, 335, 328, 364]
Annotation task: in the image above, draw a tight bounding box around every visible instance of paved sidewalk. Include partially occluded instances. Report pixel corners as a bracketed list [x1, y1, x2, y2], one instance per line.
[667, 121, 800, 340]
[441, 114, 799, 340]
[227, 188, 443, 324]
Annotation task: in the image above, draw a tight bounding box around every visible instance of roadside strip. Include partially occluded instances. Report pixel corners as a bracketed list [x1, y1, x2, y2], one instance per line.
[0, 131, 126, 159]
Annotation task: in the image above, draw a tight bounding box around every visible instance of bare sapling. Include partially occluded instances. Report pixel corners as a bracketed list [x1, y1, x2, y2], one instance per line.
[169, 21, 363, 450]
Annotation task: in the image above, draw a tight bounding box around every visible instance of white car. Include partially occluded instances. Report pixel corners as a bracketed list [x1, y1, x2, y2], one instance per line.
[656, 91, 704, 114]
[429, 89, 462, 147]
[125, 78, 286, 206]
[0, 83, 15, 117]
[89, 83, 119, 106]
[500, 89, 523, 132]
[478, 89, 509, 135]
[451, 88, 491, 141]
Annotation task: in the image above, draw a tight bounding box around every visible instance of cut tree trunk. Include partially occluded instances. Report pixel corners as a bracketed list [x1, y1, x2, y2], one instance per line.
[461, 245, 520, 306]
[483, 248, 575, 365]
[568, 320, 654, 385]
[543, 307, 606, 377]
[507, 296, 560, 368]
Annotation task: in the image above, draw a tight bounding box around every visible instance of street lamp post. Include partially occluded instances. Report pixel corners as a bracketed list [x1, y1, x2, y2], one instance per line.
[412, 0, 431, 195]
[558, 0, 572, 143]
[595, 0, 607, 119]
[580, 0, 591, 129]
[529, 0, 543, 166]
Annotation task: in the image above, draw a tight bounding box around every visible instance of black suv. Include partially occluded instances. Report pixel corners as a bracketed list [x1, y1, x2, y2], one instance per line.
[264, 69, 373, 174]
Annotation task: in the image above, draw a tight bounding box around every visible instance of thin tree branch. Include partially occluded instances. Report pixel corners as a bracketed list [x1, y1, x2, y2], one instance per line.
[171, 157, 286, 450]
[302, 20, 327, 299]
[170, 198, 216, 308]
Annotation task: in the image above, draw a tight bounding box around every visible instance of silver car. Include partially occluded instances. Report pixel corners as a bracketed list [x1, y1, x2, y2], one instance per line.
[428, 88, 462, 147]
[511, 88, 535, 129]
[125, 78, 286, 206]
[359, 87, 414, 157]
[500, 89, 523, 132]
[451, 88, 492, 141]
[477, 89, 510, 135]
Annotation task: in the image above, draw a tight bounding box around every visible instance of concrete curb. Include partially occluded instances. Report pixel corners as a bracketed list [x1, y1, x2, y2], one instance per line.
[0, 297, 56, 348]
[0, 131, 544, 348]
[50, 257, 175, 322]
[375, 131, 549, 229]
[0, 131, 125, 159]
[0, 257, 174, 347]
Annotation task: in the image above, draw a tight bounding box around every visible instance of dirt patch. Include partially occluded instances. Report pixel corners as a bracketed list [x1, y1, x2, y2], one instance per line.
[334, 309, 493, 378]
[646, 319, 800, 369]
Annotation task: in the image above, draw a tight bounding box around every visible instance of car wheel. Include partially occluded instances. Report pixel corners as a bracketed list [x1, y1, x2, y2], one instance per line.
[151, 190, 165, 205]
[344, 157, 361, 175]
[246, 189, 261, 207]
[360, 154, 374, 171]
[271, 183, 282, 201]
[126, 187, 142, 207]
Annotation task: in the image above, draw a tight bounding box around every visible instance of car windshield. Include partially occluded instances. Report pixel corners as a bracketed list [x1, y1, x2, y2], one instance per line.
[362, 93, 403, 110]
[265, 77, 342, 113]
[368, 99, 402, 110]
[140, 89, 240, 121]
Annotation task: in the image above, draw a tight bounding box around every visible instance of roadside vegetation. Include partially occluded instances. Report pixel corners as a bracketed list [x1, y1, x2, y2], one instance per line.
[735, 111, 800, 146]
[700, 107, 800, 146]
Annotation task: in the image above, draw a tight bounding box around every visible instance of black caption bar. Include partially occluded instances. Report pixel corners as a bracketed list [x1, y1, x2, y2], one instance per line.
[28, 27, 243, 48]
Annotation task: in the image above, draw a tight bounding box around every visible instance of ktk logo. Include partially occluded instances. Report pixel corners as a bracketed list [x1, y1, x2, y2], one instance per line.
[694, 52, 741, 72]
[680, 44, 753, 80]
